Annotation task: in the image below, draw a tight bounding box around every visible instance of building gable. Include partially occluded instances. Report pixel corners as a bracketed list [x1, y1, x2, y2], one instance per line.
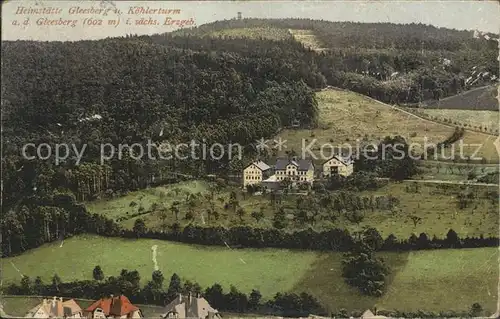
[324, 155, 352, 166]
[243, 161, 270, 172]
[325, 158, 344, 166]
[243, 164, 257, 172]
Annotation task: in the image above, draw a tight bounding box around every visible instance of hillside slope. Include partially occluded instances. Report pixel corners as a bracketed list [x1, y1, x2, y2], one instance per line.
[2, 236, 497, 314]
[424, 85, 499, 110]
[276, 88, 498, 162]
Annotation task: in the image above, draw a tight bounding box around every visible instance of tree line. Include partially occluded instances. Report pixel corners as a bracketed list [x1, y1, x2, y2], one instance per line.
[177, 18, 495, 51]
[175, 18, 498, 103]
[4, 263, 487, 318]
[4, 268, 325, 317]
[126, 223, 498, 252]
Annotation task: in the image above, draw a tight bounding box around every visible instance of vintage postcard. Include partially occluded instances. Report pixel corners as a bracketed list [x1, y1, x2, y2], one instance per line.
[1, 0, 499, 318]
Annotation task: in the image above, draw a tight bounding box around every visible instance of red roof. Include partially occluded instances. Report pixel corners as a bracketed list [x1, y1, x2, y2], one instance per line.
[85, 295, 139, 316]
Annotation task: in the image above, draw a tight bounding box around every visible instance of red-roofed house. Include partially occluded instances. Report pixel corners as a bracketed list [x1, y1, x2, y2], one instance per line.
[84, 295, 143, 319]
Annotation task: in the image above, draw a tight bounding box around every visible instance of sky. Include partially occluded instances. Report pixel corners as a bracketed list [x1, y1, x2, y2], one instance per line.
[1, 0, 499, 41]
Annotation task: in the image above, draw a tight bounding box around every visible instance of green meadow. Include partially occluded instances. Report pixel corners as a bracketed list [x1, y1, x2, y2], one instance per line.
[2, 235, 497, 314]
[86, 179, 498, 239]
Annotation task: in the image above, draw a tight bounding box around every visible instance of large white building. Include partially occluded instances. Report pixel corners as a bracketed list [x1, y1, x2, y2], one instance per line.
[242, 160, 272, 187]
[274, 158, 315, 184]
[322, 155, 354, 177]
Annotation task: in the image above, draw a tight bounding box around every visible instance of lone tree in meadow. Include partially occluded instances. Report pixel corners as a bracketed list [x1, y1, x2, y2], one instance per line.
[93, 265, 104, 281]
[410, 215, 422, 228]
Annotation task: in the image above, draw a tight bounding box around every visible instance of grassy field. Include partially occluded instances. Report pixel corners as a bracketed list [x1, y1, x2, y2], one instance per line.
[355, 182, 498, 238]
[276, 89, 498, 161]
[85, 178, 498, 239]
[2, 236, 498, 314]
[408, 108, 499, 133]
[207, 27, 292, 41]
[289, 29, 326, 51]
[86, 180, 209, 226]
[424, 85, 499, 111]
[1, 235, 319, 298]
[416, 160, 499, 181]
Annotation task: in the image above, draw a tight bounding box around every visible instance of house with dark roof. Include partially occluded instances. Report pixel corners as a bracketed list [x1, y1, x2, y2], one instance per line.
[242, 160, 272, 188]
[162, 293, 221, 319]
[84, 295, 143, 319]
[274, 158, 315, 184]
[25, 297, 83, 318]
[322, 155, 354, 177]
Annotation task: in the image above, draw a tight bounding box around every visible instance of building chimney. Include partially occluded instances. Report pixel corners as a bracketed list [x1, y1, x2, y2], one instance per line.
[186, 292, 192, 315]
[178, 293, 182, 302]
[42, 299, 47, 305]
[59, 297, 63, 302]
[110, 295, 121, 316]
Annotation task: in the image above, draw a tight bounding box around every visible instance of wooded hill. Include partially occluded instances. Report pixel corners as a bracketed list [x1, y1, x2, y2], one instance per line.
[2, 37, 320, 206]
[174, 19, 498, 103]
[2, 20, 497, 257]
[175, 18, 496, 51]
